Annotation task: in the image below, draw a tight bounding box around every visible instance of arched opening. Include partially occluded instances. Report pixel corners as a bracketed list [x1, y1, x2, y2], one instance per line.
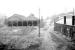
[18, 21, 22, 26]
[8, 21, 13, 26]
[7, 20, 39, 27]
[13, 21, 18, 26]
[28, 21, 32, 26]
[23, 21, 27, 26]
[33, 21, 38, 26]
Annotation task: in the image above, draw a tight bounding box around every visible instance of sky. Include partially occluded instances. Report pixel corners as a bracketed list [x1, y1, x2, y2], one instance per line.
[0, 0, 75, 19]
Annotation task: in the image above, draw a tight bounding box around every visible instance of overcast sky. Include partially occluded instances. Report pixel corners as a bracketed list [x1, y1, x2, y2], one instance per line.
[0, 0, 75, 19]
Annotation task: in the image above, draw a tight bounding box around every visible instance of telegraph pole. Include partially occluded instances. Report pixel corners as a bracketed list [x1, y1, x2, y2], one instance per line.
[39, 8, 40, 37]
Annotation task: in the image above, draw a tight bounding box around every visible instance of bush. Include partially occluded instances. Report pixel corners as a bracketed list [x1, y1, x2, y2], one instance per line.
[1, 34, 42, 50]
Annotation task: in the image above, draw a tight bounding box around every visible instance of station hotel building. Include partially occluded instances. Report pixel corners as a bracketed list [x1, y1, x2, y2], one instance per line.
[54, 12, 75, 39]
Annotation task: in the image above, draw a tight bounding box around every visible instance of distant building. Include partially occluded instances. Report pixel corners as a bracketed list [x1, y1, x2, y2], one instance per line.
[5, 14, 39, 26]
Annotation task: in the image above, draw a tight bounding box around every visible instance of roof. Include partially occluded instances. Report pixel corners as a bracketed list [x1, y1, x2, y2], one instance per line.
[57, 12, 74, 18]
[7, 14, 39, 21]
[26, 14, 38, 20]
[7, 14, 26, 21]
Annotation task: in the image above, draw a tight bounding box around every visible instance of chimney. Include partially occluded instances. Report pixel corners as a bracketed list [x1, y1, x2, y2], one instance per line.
[64, 16, 66, 24]
[72, 16, 75, 25]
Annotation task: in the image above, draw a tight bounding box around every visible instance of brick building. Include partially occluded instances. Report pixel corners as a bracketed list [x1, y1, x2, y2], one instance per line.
[5, 14, 39, 27]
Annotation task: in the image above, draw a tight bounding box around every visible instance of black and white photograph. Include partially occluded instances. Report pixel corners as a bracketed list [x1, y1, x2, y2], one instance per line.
[0, 0, 75, 50]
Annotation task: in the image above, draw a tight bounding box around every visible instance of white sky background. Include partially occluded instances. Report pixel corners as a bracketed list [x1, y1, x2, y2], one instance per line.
[0, 0, 75, 19]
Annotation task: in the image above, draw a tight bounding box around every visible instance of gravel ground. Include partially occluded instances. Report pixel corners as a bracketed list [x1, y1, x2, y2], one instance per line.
[0, 20, 72, 50]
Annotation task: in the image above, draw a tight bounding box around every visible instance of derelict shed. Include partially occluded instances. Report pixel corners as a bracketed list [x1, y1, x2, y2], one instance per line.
[6, 14, 26, 26]
[6, 14, 39, 27]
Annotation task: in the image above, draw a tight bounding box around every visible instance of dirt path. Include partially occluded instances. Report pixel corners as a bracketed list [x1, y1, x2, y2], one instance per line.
[40, 22, 57, 50]
[40, 20, 69, 50]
